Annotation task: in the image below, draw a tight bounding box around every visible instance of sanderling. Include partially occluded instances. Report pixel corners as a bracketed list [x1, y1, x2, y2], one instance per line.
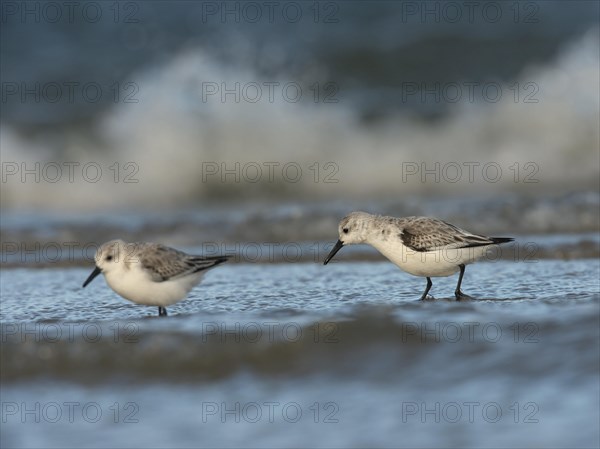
[323, 211, 513, 300]
[82, 239, 230, 316]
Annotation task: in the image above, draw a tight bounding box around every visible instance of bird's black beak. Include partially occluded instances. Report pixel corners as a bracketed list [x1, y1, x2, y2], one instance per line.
[82, 266, 102, 288]
[324, 240, 344, 265]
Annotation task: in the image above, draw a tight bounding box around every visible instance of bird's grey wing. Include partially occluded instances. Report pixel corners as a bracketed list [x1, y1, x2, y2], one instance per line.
[140, 244, 230, 282]
[399, 218, 495, 252]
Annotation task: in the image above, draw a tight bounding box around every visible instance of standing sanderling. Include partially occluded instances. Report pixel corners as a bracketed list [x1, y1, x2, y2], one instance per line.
[323, 211, 513, 300]
[82, 239, 230, 316]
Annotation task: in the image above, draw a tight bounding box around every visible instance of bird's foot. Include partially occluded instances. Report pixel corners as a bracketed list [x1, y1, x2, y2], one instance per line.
[455, 290, 473, 301]
[420, 294, 436, 301]
[158, 307, 168, 316]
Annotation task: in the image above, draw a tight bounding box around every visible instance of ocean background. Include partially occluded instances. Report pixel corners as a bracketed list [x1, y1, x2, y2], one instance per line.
[1, 1, 599, 448]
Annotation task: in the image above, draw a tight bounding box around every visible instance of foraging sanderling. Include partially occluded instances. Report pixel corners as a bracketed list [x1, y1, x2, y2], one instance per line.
[323, 211, 513, 300]
[82, 239, 230, 316]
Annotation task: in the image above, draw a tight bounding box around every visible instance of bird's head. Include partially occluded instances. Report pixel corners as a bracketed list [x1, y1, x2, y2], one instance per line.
[323, 211, 373, 264]
[82, 239, 127, 287]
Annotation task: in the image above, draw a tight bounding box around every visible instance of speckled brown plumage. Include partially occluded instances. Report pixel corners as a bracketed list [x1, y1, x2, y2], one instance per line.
[134, 242, 230, 282]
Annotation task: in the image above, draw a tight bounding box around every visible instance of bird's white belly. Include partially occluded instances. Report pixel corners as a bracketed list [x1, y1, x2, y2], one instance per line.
[372, 241, 489, 277]
[104, 269, 205, 306]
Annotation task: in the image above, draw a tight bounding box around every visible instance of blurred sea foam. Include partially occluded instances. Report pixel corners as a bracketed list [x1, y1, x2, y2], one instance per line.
[1, 4, 598, 211]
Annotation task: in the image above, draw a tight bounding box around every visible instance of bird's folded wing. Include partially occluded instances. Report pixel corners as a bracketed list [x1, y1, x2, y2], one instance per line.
[400, 219, 494, 252]
[140, 244, 230, 282]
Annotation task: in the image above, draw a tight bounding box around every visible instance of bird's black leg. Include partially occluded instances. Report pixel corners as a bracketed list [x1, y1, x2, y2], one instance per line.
[455, 264, 472, 300]
[420, 277, 433, 300]
[158, 307, 168, 316]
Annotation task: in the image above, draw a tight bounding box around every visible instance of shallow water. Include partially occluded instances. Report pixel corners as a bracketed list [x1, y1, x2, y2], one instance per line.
[1, 260, 599, 448]
[2, 2, 599, 447]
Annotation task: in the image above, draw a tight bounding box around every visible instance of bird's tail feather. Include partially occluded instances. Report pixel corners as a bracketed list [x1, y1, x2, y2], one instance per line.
[189, 255, 231, 273]
[490, 237, 514, 245]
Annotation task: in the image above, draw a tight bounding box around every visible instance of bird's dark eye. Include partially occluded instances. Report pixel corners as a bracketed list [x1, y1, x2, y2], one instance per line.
[343, 228, 349, 234]
[106, 255, 114, 261]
